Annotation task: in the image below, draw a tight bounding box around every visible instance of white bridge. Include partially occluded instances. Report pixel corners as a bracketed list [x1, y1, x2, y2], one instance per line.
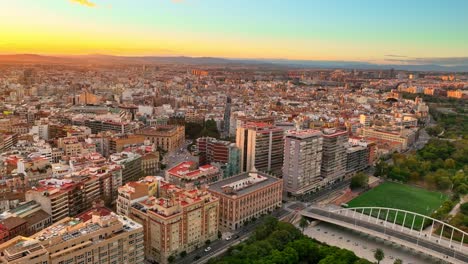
[301, 206, 468, 264]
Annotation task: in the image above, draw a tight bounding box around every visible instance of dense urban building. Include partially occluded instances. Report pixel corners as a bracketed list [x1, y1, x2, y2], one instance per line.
[110, 152, 142, 184]
[208, 171, 283, 231]
[283, 129, 323, 197]
[0, 208, 144, 264]
[165, 161, 220, 188]
[129, 182, 219, 264]
[137, 125, 185, 153]
[236, 122, 284, 177]
[116, 176, 160, 216]
[321, 129, 349, 184]
[197, 137, 240, 178]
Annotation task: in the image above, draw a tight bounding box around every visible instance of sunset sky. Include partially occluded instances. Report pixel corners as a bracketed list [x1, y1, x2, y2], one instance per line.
[1, 0, 467, 63]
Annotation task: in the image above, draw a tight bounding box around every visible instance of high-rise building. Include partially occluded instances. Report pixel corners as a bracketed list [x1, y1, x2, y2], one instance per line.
[0, 208, 145, 264]
[197, 137, 240, 178]
[346, 144, 370, 174]
[321, 129, 349, 184]
[283, 129, 323, 197]
[129, 182, 219, 264]
[236, 122, 284, 177]
[223, 96, 231, 138]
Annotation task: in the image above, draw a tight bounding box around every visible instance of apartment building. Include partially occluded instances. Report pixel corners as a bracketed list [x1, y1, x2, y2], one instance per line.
[361, 127, 418, 150]
[108, 134, 145, 154]
[116, 176, 160, 216]
[197, 137, 240, 178]
[166, 161, 220, 188]
[0, 201, 52, 236]
[283, 129, 323, 197]
[208, 171, 283, 231]
[346, 144, 370, 175]
[129, 182, 219, 264]
[236, 122, 284, 177]
[137, 125, 185, 153]
[0, 209, 144, 264]
[25, 177, 100, 223]
[85, 119, 134, 134]
[321, 129, 349, 184]
[110, 152, 142, 184]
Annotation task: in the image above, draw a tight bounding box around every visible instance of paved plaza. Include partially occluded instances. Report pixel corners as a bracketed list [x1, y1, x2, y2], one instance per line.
[305, 222, 444, 264]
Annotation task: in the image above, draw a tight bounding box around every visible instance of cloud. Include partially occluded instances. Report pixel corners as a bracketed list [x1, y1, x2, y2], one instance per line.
[70, 0, 97, 7]
[385, 57, 468, 66]
[385, 54, 408, 58]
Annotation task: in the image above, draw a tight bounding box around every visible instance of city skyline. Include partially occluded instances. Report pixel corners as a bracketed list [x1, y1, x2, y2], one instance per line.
[1, 0, 467, 66]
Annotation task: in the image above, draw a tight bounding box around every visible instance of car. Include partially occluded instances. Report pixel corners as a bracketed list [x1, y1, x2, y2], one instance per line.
[234, 235, 240, 239]
[204, 247, 211, 252]
[225, 236, 232, 241]
[194, 255, 201, 260]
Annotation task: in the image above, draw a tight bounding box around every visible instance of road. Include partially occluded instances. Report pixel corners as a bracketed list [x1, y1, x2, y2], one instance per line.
[298, 179, 351, 203]
[174, 208, 291, 264]
[173, 184, 357, 264]
[305, 207, 468, 263]
[162, 140, 198, 169]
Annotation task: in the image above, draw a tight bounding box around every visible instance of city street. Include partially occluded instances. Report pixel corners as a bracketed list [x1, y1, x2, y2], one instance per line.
[173, 208, 291, 264]
[162, 140, 198, 169]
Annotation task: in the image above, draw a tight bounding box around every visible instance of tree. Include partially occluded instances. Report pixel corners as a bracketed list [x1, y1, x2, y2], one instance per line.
[167, 255, 175, 263]
[460, 202, 468, 215]
[393, 259, 403, 264]
[350, 172, 369, 189]
[180, 251, 187, 258]
[205, 239, 211, 246]
[374, 248, 385, 264]
[299, 216, 309, 233]
[218, 230, 222, 239]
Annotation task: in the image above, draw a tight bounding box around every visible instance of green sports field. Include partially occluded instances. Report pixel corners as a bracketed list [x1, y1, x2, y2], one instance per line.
[347, 182, 448, 230]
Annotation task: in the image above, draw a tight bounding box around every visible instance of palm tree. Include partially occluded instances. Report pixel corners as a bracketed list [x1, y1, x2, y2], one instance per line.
[374, 248, 385, 264]
[299, 216, 309, 233]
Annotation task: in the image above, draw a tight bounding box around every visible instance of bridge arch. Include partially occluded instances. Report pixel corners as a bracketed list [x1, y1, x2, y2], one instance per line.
[332, 206, 467, 249]
[301, 206, 468, 264]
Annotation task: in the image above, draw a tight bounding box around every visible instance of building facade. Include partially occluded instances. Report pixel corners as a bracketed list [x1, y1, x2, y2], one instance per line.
[283, 129, 323, 197]
[321, 129, 349, 184]
[197, 137, 240, 178]
[208, 171, 283, 231]
[137, 125, 185, 153]
[129, 182, 219, 264]
[0, 209, 144, 264]
[236, 122, 284, 177]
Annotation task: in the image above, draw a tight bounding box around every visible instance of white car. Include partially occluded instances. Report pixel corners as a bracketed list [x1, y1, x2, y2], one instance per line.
[225, 236, 232, 241]
[204, 247, 211, 252]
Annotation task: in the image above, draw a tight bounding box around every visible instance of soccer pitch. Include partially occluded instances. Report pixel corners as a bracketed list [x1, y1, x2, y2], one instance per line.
[347, 182, 448, 229]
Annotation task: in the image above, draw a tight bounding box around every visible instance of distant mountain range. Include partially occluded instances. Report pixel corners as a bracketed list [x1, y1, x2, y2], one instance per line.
[1, 54, 467, 72]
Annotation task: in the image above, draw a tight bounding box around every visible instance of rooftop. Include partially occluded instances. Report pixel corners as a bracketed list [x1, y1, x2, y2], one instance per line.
[167, 161, 218, 179]
[285, 129, 322, 139]
[209, 171, 281, 196]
